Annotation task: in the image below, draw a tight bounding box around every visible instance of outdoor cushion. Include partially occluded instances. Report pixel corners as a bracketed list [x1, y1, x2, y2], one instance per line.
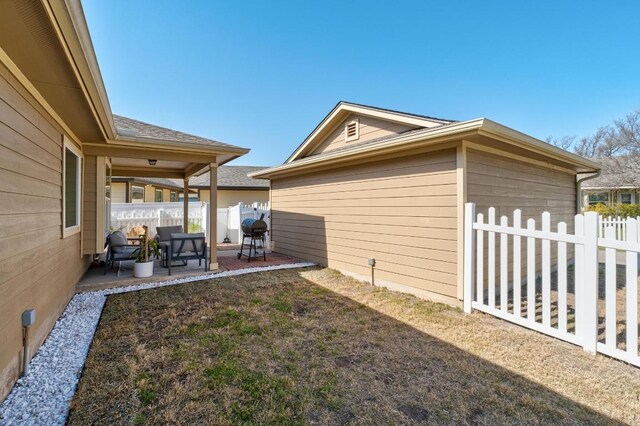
[157, 226, 183, 243]
[109, 231, 129, 253]
[170, 232, 205, 254]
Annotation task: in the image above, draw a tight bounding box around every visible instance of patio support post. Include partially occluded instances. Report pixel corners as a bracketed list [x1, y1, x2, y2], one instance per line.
[183, 178, 189, 232]
[209, 163, 218, 270]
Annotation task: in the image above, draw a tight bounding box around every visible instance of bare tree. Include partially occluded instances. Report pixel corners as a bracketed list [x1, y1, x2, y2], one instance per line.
[551, 108, 640, 160]
[545, 135, 575, 151]
[615, 109, 640, 154]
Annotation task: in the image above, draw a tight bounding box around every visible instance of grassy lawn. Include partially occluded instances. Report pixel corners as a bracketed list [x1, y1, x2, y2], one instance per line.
[68, 267, 639, 425]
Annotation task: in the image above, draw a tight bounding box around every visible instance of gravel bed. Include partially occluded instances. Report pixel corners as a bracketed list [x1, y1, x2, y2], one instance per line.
[0, 262, 314, 425]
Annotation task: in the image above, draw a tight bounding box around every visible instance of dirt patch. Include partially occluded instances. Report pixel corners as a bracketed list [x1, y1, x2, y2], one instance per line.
[68, 267, 638, 425]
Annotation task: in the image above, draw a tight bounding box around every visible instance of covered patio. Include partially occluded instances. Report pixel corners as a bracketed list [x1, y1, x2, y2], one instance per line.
[82, 115, 250, 273]
[76, 248, 300, 292]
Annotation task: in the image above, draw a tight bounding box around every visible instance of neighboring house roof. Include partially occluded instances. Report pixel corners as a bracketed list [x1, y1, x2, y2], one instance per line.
[285, 101, 456, 162]
[252, 104, 601, 179]
[117, 166, 270, 191]
[581, 157, 640, 189]
[113, 115, 239, 150]
[113, 177, 183, 190]
[190, 166, 270, 189]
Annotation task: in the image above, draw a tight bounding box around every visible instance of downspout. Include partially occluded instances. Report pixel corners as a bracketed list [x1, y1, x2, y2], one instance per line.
[576, 170, 601, 214]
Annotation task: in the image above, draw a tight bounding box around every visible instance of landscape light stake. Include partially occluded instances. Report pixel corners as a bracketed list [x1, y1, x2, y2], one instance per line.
[368, 258, 376, 286]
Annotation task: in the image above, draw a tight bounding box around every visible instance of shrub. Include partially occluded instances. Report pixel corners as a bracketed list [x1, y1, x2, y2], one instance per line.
[188, 220, 202, 233]
[586, 202, 640, 217]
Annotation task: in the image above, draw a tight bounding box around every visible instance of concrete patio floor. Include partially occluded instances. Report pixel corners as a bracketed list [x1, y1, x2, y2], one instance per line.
[76, 247, 301, 292]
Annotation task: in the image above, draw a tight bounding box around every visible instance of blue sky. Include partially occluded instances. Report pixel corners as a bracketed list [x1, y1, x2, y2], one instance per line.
[83, 1, 640, 166]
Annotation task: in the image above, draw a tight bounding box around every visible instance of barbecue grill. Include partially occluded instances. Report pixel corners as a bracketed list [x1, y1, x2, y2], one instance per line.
[237, 214, 268, 262]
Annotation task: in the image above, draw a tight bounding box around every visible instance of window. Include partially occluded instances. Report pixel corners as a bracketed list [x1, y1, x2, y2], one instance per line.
[131, 185, 144, 203]
[620, 192, 634, 205]
[63, 139, 82, 235]
[155, 189, 163, 202]
[345, 119, 359, 142]
[588, 192, 609, 206]
[170, 191, 178, 202]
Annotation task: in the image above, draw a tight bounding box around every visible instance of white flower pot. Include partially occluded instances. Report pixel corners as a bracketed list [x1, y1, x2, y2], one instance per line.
[134, 261, 154, 278]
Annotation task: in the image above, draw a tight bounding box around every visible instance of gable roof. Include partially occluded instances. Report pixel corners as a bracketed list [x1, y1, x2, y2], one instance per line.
[112, 177, 183, 190]
[581, 157, 640, 189]
[190, 166, 270, 189]
[285, 101, 456, 163]
[113, 115, 239, 150]
[116, 166, 270, 190]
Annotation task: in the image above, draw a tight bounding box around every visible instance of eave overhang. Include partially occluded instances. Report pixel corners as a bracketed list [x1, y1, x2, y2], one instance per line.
[251, 118, 600, 180]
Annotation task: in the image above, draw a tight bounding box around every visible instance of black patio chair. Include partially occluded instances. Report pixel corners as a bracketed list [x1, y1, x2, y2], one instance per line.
[104, 231, 141, 275]
[167, 232, 208, 276]
[155, 225, 183, 266]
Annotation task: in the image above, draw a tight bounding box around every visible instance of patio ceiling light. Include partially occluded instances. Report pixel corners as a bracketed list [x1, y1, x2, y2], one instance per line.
[148, 159, 157, 166]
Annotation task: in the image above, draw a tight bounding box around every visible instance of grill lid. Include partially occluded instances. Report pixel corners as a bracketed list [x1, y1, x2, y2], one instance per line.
[241, 218, 268, 234]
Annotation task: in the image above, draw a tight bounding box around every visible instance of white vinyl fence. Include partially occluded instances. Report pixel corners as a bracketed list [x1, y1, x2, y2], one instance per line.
[226, 202, 271, 246]
[111, 201, 270, 245]
[599, 216, 640, 240]
[463, 203, 639, 367]
[111, 202, 206, 237]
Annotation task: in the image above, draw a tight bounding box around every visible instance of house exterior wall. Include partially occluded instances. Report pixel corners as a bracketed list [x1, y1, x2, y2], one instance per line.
[111, 182, 127, 203]
[270, 148, 459, 302]
[199, 189, 269, 208]
[466, 148, 577, 280]
[466, 148, 577, 225]
[0, 64, 90, 400]
[580, 188, 640, 211]
[143, 184, 156, 202]
[312, 113, 419, 156]
[83, 156, 97, 254]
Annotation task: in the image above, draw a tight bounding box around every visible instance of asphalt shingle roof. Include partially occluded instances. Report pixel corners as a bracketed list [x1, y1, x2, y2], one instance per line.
[190, 166, 270, 188]
[113, 115, 239, 149]
[121, 166, 269, 190]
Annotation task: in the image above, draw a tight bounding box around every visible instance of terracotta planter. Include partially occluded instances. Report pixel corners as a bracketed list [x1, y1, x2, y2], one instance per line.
[134, 261, 154, 278]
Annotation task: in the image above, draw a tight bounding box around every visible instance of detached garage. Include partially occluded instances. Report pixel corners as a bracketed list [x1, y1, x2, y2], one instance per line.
[252, 102, 599, 306]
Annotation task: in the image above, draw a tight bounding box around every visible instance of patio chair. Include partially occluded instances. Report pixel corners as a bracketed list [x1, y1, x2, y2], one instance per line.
[167, 232, 208, 276]
[104, 231, 141, 275]
[155, 225, 183, 266]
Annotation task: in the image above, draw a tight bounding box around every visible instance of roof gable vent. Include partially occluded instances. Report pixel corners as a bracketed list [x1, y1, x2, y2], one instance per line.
[345, 119, 359, 142]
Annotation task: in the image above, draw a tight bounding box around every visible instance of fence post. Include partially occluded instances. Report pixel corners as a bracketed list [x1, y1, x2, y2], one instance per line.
[463, 203, 476, 313]
[582, 211, 599, 354]
[202, 203, 209, 243]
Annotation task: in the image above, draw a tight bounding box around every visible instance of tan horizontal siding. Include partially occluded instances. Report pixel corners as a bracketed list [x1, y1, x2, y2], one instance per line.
[271, 148, 458, 298]
[111, 182, 127, 203]
[467, 149, 576, 223]
[0, 63, 89, 401]
[83, 156, 97, 253]
[466, 148, 577, 287]
[311, 113, 419, 156]
[271, 212, 457, 229]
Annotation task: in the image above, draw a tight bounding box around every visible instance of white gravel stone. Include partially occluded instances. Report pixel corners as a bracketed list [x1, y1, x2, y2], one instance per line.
[0, 262, 314, 425]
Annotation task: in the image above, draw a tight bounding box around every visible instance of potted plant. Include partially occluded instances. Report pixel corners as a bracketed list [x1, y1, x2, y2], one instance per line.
[134, 226, 160, 278]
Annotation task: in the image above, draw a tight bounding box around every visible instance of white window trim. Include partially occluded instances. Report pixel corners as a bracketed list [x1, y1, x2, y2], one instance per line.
[344, 118, 360, 142]
[155, 188, 163, 202]
[131, 185, 145, 203]
[618, 191, 635, 204]
[62, 136, 83, 238]
[587, 191, 609, 206]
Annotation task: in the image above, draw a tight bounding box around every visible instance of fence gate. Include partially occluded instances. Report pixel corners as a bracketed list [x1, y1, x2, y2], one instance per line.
[463, 203, 640, 367]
